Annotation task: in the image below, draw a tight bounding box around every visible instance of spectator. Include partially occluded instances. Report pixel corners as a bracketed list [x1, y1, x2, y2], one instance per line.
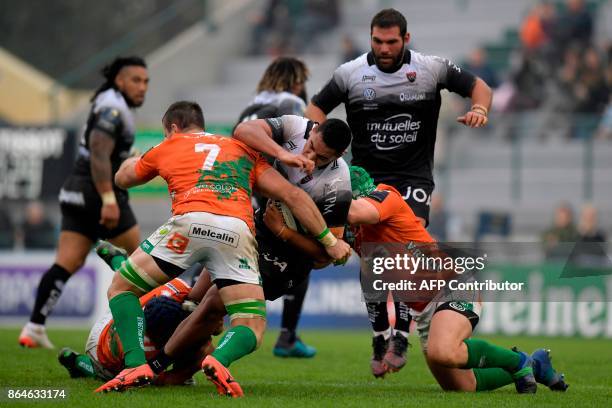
[340, 34, 363, 63]
[541, 202, 579, 260]
[21, 201, 56, 249]
[0, 205, 15, 249]
[520, 4, 548, 53]
[464, 47, 500, 89]
[557, 0, 593, 53]
[578, 204, 606, 243]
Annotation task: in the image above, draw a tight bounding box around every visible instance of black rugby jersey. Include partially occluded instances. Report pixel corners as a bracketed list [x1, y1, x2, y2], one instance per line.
[311, 49, 475, 186]
[72, 88, 137, 179]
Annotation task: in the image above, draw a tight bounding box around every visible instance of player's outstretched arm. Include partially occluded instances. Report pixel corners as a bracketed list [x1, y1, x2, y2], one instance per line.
[256, 168, 351, 262]
[234, 119, 313, 172]
[263, 203, 331, 266]
[115, 157, 149, 188]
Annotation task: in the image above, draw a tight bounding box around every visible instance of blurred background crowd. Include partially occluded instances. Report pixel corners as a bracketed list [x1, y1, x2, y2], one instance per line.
[0, 0, 610, 256]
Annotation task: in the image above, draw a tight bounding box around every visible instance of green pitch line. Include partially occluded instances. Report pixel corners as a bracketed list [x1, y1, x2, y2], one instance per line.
[0, 329, 610, 407]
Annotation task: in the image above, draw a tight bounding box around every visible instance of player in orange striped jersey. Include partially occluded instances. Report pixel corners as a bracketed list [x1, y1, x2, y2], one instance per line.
[58, 277, 218, 385]
[94, 101, 350, 395]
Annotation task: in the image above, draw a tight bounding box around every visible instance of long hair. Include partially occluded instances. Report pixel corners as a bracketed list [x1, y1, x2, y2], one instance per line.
[256, 57, 309, 94]
[90, 56, 147, 101]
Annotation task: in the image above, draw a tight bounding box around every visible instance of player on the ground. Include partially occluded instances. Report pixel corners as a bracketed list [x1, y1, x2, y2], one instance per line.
[93, 101, 350, 396]
[58, 277, 218, 385]
[305, 7, 493, 377]
[19, 57, 149, 349]
[348, 166, 568, 392]
[237, 58, 319, 357]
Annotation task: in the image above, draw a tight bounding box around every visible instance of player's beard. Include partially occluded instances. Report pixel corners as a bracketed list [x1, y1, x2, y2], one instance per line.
[373, 41, 405, 73]
[121, 91, 144, 108]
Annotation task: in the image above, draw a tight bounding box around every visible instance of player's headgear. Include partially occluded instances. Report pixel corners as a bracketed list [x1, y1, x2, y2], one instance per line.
[350, 166, 376, 199]
[143, 295, 189, 346]
[319, 119, 352, 155]
[91, 56, 147, 101]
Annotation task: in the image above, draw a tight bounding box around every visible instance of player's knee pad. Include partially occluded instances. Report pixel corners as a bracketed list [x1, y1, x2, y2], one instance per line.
[117, 258, 159, 293]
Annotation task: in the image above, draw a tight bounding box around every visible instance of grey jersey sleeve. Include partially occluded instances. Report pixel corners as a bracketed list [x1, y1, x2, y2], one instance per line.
[314, 160, 352, 227]
[431, 56, 476, 98]
[92, 107, 124, 138]
[264, 115, 308, 145]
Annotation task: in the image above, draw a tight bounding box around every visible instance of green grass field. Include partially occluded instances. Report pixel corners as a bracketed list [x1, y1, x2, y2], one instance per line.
[0, 328, 610, 407]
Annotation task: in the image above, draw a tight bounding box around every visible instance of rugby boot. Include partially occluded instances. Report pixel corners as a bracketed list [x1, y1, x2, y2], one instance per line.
[273, 336, 316, 358]
[95, 240, 127, 270]
[371, 334, 389, 378]
[511, 347, 537, 394]
[58, 347, 86, 378]
[384, 332, 409, 372]
[201, 355, 244, 398]
[532, 348, 569, 391]
[94, 363, 154, 393]
[18, 322, 54, 349]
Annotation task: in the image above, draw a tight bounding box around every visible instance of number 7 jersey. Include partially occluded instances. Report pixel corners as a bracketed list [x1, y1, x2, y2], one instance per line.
[135, 132, 271, 230]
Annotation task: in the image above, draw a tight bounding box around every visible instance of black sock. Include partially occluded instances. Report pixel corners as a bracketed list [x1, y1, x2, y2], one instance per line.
[148, 349, 174, 374]
[30, 264, 72, 324]
[366, 302, 390, 332]
[278, 277, 309, 345]
[393, 302, 411, 334]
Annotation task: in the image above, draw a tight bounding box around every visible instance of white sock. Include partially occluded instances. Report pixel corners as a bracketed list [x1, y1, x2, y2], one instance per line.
[26, 322, 46, 331]
[373, 327, 392, 340]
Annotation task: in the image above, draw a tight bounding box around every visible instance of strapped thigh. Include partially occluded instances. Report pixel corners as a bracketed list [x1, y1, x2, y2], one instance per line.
[225, 298, 266, 322]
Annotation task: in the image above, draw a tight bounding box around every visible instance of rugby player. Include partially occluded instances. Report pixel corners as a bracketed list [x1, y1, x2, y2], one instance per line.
[133, 114, 353, 382]
[94, 101, 350, 395]
[58, 277, 219, 385]
[236, 58, 317, 357]
[305, 8, 493, 375]
[348, 166, 568, 393]
[19, 57, 149, 349]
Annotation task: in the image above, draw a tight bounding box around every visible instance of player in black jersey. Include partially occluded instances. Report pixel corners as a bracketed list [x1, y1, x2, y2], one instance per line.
[19, 57, 149, 349]
[305, 8, 493, 377]
[237, 57, 322, 358]
[237, 56, 309, 123]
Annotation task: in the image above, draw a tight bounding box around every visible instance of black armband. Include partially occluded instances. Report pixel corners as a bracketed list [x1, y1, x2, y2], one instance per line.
[445, 61, 477, 98]
[264, 117, 285, 144]
[311, 78, 346, 114]
[92, 107, 123, 137]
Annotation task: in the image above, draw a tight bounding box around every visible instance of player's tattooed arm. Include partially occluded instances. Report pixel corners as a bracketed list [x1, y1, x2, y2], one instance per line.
[90, 130, 120, 229]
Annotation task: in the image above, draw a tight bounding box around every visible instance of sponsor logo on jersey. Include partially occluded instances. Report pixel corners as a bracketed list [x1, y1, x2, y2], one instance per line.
[322, 177, 343, 215]
[399, 92, 426, 102]
[363, 88, 376, 101]
[406, 71, 417, 82]
[188, 223, 239, 248]
[238, 257, 252, 270]
[362, 75, 376, 82]
[286, 140, 298, 151]
[367, 113, 421, 150]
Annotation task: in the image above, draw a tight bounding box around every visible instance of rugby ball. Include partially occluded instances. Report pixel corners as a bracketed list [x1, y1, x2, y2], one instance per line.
[269, 199, 298, 231]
